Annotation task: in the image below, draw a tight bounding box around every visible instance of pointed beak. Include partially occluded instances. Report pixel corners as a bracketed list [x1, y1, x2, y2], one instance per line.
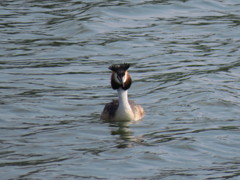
[117, 76, 124, 86]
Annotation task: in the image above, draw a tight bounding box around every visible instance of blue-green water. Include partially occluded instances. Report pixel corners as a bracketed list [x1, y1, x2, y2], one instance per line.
[1, 0, 240, 179]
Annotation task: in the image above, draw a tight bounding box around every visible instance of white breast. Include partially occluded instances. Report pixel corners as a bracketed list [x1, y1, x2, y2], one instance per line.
[114, 89, 134, 121]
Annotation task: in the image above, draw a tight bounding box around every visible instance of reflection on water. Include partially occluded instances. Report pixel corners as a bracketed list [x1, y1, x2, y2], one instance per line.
[1, 0, 240, 179]
[110, 121, 144, 149]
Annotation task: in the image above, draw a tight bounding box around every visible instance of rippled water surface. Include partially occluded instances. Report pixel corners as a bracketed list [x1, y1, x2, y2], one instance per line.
[1, 0, 240, 179]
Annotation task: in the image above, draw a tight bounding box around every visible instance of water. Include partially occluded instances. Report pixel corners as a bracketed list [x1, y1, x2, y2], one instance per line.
[1, 0, 240, 179]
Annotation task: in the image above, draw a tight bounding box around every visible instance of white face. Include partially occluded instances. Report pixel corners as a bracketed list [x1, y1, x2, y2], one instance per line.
[122, 73, 127, 83]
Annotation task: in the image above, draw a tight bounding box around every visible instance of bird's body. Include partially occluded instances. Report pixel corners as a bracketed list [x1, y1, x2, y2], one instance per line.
[101, 64, 144, 121]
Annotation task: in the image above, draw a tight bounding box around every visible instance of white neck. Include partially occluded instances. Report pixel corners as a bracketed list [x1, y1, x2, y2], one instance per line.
[115, 88, 134, 120]
[117, 88, 129, 106]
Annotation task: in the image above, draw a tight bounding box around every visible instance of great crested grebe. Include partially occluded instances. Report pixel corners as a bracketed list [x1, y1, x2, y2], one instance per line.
[101, 63, 144, 121]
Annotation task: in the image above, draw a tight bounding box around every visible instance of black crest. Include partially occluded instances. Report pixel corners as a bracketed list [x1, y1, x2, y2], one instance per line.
[109, 63, 130, 72]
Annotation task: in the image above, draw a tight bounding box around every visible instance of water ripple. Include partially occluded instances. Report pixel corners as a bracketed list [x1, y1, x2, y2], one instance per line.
[1, 0, 240, 179]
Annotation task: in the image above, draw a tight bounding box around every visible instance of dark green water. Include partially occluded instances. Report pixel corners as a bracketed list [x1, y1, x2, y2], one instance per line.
[1, 0, 240, 179]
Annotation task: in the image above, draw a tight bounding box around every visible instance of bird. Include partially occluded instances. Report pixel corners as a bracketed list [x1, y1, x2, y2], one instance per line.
[101, 63, 144, 121]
